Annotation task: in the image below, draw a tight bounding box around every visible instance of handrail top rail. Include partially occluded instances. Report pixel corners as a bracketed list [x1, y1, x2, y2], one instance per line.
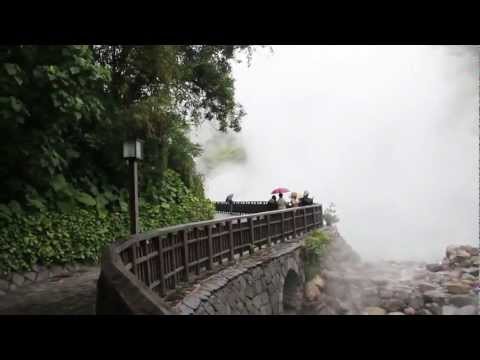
[115, 204, 321, 253]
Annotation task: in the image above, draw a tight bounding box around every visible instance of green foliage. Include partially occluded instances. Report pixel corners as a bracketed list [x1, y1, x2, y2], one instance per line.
[304, 230, 330, 280]
[323, 202, 339, 226]
[0, 45, 258, 274]
[0, 170, 214, 274]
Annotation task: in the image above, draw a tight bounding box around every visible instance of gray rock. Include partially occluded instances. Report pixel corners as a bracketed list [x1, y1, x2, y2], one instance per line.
[445, 282, 471, 295]
[463, 267, 479, 277]
[382, 299, 406, 312]
[417, 282, 437, 293]
[388, 312, 405, 315]
[425, 302, 442, 315]
[36, 270, 49, 282]
[448, 294, 476, 307]
[394, 289, 411, 301]
[442, 305, 458, 315]
[423, 290, 448, 305]
[24, 272, 37, 282]
[0, 278, 9, 292]
[456, 305, 477, 315]
[426, 263, 443, 272]
[9, 283, 16, 291]
[416, 309, 433, 315]
[407, 293, 425, 310]
[183, 295, 201, 310]
[0, 289, 6, 296]
[11, 273, 25, 286]
[403, 307, 416, 315]
[364, 306, 387, 315]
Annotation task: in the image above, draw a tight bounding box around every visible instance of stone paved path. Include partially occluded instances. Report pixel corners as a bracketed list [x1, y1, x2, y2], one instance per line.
[0, 266, 100, 315]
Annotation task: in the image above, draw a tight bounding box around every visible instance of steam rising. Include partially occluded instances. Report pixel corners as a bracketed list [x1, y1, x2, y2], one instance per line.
[193, 45, 479, 262]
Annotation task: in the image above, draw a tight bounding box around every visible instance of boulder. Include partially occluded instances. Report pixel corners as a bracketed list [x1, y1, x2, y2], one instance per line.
[456, 305, 477, 316]
[446, 282, 471, 295]
[425, 302, 442, 315]
[471, 256, 480, 266]
[456, 250, 471, 259]
[461, 273, 477, 282]
[403, 307, 416, 315]
[426, 263, 443, 272]
[442, 305, 458, 315]
[416, 309, 433, 315]
[382, 299, 406, 312]
[305, 281, 321, 302]
[417, 282, 437, 293]
[364, 306, 387, 315]
[388, 312, 405, 315]
[463, 246, 479, 256]
[423, 290, 448, 305]
[407, 293, 425, 310]
[463, 267, 479, 277]
[446, 245, 458, 258]
[311, 275, 325, 290]
[448, 294, 476, 307]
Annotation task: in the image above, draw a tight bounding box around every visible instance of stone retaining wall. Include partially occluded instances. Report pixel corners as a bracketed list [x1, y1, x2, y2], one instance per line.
[0, 263, 95, 296]
[171, 241, 305, 315]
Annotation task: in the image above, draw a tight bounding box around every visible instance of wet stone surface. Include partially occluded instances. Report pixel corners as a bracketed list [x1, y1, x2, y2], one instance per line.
[0, 267, 100, 315]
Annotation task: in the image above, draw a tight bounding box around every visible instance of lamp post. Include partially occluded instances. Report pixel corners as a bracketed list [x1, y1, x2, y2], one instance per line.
[123, 139, 144, 235]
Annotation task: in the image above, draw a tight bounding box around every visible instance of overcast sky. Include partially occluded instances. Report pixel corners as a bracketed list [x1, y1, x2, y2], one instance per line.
[195, 45, 479, 262]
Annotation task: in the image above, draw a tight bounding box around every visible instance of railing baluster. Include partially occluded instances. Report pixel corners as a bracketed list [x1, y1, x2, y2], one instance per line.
[292, 210, 297, 238]
[157, 236, 165, 296]
[248, 217, 255, 254]
[228, 220, 234, 261]
[266, 213, 271, 247]
[180, 229, 189, 282]
[207, 224, 213, 270]
[303, 208, 307, 233]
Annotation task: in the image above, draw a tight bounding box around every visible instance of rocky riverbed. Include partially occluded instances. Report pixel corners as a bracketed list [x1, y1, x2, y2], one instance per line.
[301, 226, 479, 315]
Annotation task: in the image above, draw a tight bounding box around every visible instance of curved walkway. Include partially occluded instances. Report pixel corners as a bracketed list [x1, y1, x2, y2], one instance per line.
[0, 213, 246, 315]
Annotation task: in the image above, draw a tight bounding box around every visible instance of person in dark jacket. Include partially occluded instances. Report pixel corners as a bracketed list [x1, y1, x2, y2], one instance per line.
[268, 195, 277, 210]
[226, 194, 234, 214]
[299, 190, 313, 206]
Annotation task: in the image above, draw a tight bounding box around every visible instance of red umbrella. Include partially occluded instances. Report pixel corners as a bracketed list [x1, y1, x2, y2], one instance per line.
[271, 187, 290, 194]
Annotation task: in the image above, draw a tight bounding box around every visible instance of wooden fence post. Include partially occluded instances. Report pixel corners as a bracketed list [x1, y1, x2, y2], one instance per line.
[181, 229, 189, 282]
[319, 205, 323, 227]
[248, 217, 255, 254]
[292, 210, 297, 238]
[228, 220, 234, 261]
[266, 214, 272, 247]
[303, 208, 307, 233]
[157, 236, 165, 297]
[207, 224, 213, 270]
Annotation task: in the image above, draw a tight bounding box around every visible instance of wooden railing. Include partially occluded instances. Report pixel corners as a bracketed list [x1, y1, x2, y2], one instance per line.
[115, 204, 323, 297]
[214, 201, 275, 214]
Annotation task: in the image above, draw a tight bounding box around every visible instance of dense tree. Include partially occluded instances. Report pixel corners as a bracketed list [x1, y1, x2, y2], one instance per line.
[0, 45, 255, 210]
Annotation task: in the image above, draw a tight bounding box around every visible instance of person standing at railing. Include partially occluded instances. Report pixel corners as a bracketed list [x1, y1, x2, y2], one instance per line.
[277, 192, 287, 210]
[299, 190, 313, 206]
[268, 195, 277, 210]
[226, 193, 234, 214]
[289, 192, 299, 208]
